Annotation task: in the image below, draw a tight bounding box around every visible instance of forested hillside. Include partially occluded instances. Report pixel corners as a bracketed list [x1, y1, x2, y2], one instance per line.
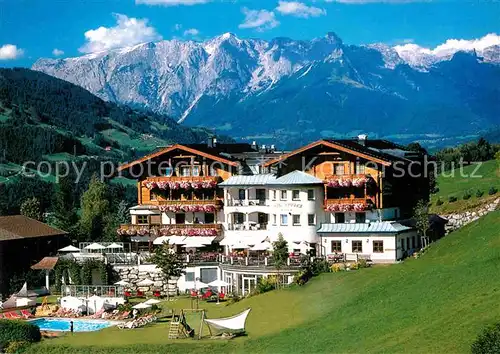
[0, 68, 218, 215]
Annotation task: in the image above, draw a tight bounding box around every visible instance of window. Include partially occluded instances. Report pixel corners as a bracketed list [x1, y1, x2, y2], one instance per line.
[164, 166, 173, 177]
[352, 240, 363, 253]
[406, 238, 410, 250]
[292, 190, 300, 200]
[355, 163, 365, 175]
[280, 214, 288, 225]
[175, 213, 186, 224]
[307, 189, 315, 200]
[335, 213, 345, 223]
[334, 164, 345, 175]
[271, 190, 276, 200]
[150, 192, 157, 201]
[204, 213, 214, 224]
[185, 272, 195, 282]
[355, 212, 366, 223]
[238, 189, 246, 200]
[234, 213, 244, 224]
[137, 215, 148, 225]
[331, 240, 342, 252]
[209, 165, 218, 177]
[256, 189, 266, 201]
[180, 166, 191, 177]
[400, 239, 405, 251]
[308, 214, 315, 226]
[192, 165, 200, 176]
[272, 214, 277, 225]
[280, 190, 287, 200]
[373, 240, 384, 253]
[411, 236, 416, 248]
[292, 214, 301, 226]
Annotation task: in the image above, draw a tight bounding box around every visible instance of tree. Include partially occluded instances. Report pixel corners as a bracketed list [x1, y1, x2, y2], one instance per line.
[116, 200, 129, 225]
[52, 176, 78, 234]
[78, 174, 110, 241]
[20, 197, 43, 221]
[149, 241, 185, 300]
[272, 233, 289, 289]
[414, 199, 430, 249]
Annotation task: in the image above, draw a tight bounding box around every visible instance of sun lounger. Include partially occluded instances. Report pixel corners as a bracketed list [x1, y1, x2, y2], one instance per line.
[20, 310, 33, 318]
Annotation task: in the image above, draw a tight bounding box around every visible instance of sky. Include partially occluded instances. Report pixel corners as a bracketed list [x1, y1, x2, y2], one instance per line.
[0, 0, 499, 67]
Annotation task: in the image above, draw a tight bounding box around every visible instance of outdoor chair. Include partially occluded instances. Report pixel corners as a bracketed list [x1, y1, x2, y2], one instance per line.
[153, 290, 161, 298]
[136, 290, 145, 298]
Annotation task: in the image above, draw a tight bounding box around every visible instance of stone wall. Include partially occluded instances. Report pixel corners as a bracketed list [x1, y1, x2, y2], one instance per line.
[442, 197, 499, 233]
[114, 265, 179, 296]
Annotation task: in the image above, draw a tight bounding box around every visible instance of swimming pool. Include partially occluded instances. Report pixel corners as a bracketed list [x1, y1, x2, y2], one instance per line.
[31, 318, 116, 332]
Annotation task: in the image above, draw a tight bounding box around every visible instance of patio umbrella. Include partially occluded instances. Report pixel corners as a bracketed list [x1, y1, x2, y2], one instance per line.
[194, 281, 209, 290]
[250, 241, 272, 251]
[144, 299, 161, 305]
[84, 243, 106, 251]
[132, 302, 152, 309]
[106, 243, 123, 249]
[208, 280, 230, 304]
[208, 279, 229, 287]
[136, 279, 154, 287]
[231, 241, 249, 249]
[58, 245, 80, 252]
[114, 280, 130, 286]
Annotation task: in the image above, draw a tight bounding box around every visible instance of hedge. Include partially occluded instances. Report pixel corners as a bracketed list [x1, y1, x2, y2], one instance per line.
[0, 319, 41, 349]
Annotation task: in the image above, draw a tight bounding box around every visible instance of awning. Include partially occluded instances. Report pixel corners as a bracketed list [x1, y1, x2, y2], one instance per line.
[153, 236, 186, 245]
[31, 257, 59, 270]
[317, 222, 412, 234]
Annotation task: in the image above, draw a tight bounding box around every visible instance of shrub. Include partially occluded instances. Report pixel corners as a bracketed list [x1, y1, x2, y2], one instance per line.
[358, 259, 370, 269]
[471, 323, 500, 354]
[448, 196, 458, 203]
[4, 341, 29, 353]
[463, 193, 472, 200]
[311, 258, 330, 275]
[489, 187, 498, 196]
[476, 190, 485, 198]
[256, 276, 277, 294]
[330, 263, 345, 272]
[349, 262, 359, 270]
[435, 198, 444, 206]
[0, 320, 41, 350]
[293, 270, 311, 286]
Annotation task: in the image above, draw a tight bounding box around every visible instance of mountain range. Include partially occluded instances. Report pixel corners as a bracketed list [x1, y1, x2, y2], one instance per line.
[32, 32, 500, 148]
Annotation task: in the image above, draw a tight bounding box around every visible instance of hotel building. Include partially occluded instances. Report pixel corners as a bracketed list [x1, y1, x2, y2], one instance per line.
[117, 136, 428, 294]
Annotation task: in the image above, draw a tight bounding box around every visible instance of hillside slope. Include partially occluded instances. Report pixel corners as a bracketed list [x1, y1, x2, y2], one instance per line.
[430, 159, 500, 213]
[31, 211, 500, 353]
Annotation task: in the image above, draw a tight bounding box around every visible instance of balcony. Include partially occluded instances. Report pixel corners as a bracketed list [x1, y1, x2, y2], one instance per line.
[145, 176, 220, 184]
[227, 223, 268, 231]
[324, 198, 372, 212]
[325, 174, 375, 188]
[118, 223, 223, 237]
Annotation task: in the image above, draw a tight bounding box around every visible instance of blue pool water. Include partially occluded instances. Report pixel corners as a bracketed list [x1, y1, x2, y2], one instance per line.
[31, 318, 114, 332]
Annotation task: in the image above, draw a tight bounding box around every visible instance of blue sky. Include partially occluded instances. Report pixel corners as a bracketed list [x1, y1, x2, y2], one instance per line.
[0, 0, 499, 67]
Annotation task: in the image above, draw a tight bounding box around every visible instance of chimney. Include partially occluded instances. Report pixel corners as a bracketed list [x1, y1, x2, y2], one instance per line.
[270, 144, 275, 153]
[357, 134, 367, 146]
[260, 144, 267, 153]
[251, 141, 258, 150]
[208, 137, 217, 148]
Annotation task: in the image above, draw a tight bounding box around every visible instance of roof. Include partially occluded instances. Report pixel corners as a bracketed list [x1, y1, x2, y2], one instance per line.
[263, 138, 421, 167]
[219, 174, 277, 186]
[317, 222, 413, 234]
[31, 256, 59, 270]
[117, 144, 239, 171]
[271, 171, 323, 185]
[0, 215, 67, 242]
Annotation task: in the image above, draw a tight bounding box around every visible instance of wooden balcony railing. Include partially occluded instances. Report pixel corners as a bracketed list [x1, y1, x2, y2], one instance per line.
[118, 223, 222, 237]
[324, 198, 372, 212]
[145, 176, 220, 183]
[325, 174, 368, 180]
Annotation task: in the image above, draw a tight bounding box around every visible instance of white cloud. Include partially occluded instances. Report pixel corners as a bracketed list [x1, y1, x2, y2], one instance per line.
[276, 1, 326, 18]
[0, 44, 24, 60]
[79, 13, 162, 53]
[174, 23, 183, 31]
[394, 33, 500, 58]
[52, 48, 65, 56]
[183, 28, 200, 36]
[326, 0, 426, 3]
[136, 0, 210, 6]
[238, 8, 279, 32]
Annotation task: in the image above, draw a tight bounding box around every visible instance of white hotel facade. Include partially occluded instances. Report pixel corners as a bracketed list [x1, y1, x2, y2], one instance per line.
[118, 137, 427, 294]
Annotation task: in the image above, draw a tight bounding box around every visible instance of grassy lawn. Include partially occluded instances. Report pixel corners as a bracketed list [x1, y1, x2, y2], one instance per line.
[101, 128, 167, 151]
[431, 159, 500, 213]
[27, 211, 500, 353]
